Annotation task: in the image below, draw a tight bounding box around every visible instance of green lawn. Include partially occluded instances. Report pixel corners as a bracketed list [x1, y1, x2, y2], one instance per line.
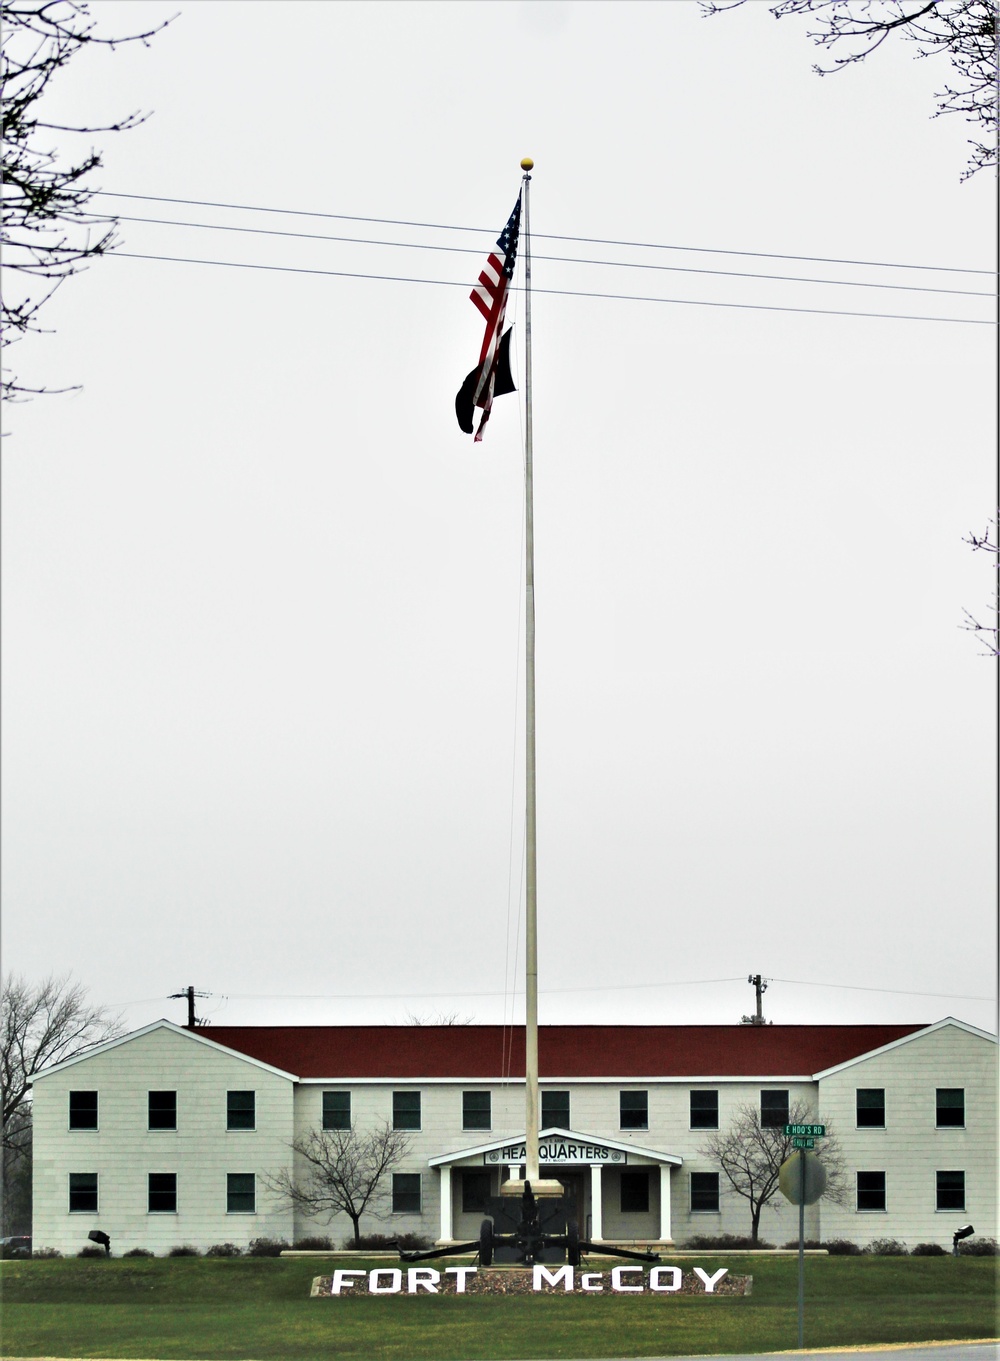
[0, 1254, 996, 1360]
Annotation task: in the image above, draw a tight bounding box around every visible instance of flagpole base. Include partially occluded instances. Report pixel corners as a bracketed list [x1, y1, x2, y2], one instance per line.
[500, 1178, 564, 1198]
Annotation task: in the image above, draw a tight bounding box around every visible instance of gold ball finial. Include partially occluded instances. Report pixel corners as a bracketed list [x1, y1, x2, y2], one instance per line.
[520, 157, 534, 171]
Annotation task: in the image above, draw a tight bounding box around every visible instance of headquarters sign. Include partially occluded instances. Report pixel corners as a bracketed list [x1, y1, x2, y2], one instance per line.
[485, 1138, 625, 1164]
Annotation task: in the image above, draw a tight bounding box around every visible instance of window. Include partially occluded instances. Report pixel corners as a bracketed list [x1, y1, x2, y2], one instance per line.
[322, 1091, 351, 1130]
[392, 1091, 421, 1130]
[856, 1088, 885, 1128]
[462, 1170, 492, 1213]
[690, 1172, 720, 1213]
[760, 1090, 789, 1129]
[68, 1173, 98, 1213]
[936, 1089, 965, 1128]
[227, 1091, 255, 1130]
[856, 1171, 886, 1212]
[462, 1090, 491, 1131]
[148, 1173, 177, 1213]
[541, 1090, 570, 1128]
[690, 1090, 719, 1130]
[620, 1170, 650, 1214]
[148, 1091, 177, 1131]
[227, 1172, 256, 1213]
[619, 1091, 648, 1130]
[936, 1170, 965, 1211]
[392, 1172, 421, 1213]
[69, 1091, 98, 1130]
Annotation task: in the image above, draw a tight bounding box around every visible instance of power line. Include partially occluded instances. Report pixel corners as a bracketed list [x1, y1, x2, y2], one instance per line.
[770, 977, 993, 1002]
[112, 250, 991, 326]
[108, 213, 993, 299]
[91, 190, 994, 277]
[167, 977, 989, 1004]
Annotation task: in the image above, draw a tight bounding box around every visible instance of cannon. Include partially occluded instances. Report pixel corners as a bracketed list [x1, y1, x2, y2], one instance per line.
[397, 1180, 659, 1268]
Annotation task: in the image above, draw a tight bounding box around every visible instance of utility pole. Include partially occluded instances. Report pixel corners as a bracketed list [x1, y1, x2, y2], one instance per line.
[168, 986, 209, 1028]
[741, 974, 769, 1026]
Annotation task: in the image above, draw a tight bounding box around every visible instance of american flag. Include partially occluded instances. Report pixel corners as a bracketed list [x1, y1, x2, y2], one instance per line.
[456, 193, 521, 441]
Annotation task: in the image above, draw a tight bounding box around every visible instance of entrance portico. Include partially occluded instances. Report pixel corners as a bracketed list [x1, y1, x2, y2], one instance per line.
[428, 1129, 682, 1246]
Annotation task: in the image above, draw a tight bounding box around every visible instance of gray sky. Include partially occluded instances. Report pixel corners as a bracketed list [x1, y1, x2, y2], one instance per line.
[2, 0, 995, 1038]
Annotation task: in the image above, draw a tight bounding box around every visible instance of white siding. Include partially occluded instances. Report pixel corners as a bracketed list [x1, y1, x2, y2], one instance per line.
[817, 1024, 997, 1249]
[32, 1026, 295, 1256]
[30, 1020, 997, 1254]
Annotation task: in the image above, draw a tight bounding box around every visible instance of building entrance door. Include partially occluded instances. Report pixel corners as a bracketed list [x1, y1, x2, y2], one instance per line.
[554, 1169, 586, 1230]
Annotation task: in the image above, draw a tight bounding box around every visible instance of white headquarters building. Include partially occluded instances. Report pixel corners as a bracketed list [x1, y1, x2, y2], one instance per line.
[30, 1017, 996, 1256]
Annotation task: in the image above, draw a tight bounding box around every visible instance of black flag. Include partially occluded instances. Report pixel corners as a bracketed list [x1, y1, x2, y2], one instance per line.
[456, 327, 516, 436]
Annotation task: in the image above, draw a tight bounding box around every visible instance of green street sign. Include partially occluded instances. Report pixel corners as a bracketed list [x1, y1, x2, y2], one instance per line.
[792, 1136, 815, 1148]
[784, 1123, 825, 1137]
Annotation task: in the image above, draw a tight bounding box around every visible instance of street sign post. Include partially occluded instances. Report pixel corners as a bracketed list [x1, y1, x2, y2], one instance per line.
[779, 1128, 828, 1348]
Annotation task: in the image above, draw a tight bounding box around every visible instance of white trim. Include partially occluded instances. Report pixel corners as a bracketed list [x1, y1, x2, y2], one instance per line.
[814, 1018, 997, 1080]
[31, 1019, 298, 1084]
[296, 1074, 818, 1086]
[427, 1127, 682, 1168]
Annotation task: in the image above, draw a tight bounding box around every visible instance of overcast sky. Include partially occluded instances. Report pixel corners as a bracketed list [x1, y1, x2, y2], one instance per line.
[2, 0, 995, 1040]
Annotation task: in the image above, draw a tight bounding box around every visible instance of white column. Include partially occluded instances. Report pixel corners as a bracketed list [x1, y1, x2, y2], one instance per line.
[507, 1164, 521, 1184]
[438, 1167, 453, 1244]
[659, 1164, 673, 1243]
[589, 1164, 603, 1241]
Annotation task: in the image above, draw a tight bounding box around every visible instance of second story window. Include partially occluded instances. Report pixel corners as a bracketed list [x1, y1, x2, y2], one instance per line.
[936, 1089, 965, 1128]
[462, 1091, 491, 1131]
[69, 1090, 98, 1130]
[541, 1090, 570, 1129]
[760, 1090, 789, 1129]
[227, 1090, 255, 1131]
[148, 1091, 177, 1131]
[856, 1089, 885, 1128]
[322, 1092, 351, 1130]
[392, 1090, 421, 1130]
[690, 1090, 719, 1130]
[619, 1091, 648, 1130]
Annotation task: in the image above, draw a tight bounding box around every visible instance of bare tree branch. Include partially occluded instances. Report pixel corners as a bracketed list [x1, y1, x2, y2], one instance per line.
[1, 0, 174, 399]
[1, 973, 123, 1152]
[961, 516, 999, 656]
[263, 1123, 412, 1248]
[701, 0, 998, 180]
[700, 1099, 847, 1242]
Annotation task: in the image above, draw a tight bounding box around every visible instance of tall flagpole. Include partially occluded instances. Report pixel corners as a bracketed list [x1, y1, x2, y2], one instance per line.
[518, 156, 561, 1198]
[521, 156, 540, 1188]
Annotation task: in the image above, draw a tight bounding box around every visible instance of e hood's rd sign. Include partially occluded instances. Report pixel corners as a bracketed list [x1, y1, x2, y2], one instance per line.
[313, 1265, 752, 1297]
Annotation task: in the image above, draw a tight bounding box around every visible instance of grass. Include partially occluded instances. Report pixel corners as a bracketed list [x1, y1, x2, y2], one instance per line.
[0, 1253, 996, 1360]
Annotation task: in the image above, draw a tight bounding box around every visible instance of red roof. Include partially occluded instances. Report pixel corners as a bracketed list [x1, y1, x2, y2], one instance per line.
[191, 1023, 926, 1080]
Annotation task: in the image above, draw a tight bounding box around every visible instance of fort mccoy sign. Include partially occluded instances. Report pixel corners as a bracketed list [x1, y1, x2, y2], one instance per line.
[313, 1266, 752, 1298]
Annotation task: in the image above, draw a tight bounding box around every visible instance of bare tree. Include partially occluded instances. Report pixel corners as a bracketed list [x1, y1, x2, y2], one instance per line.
[1, 973, 123, 1150]
[700, 1100, 847, 1242]
[404, 1011, 474, 1026]
[1, 0, 172, 399]
[961, 516, 999, 656]
[1, 973, 122, 1237]
[701, 0, 998, 180]
[264, 1123, 412, 1248]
